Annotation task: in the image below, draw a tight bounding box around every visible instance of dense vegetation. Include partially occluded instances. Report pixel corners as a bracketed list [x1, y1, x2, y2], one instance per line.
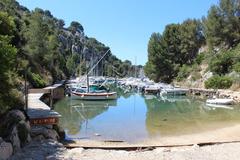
[145, 20, 204, 83]
[204, 75, 233, 89]
[0, 0, 140, 113]
[145, 0, 240, 89]
[0, 11, 23, 110]
[205, 75, 233, 89]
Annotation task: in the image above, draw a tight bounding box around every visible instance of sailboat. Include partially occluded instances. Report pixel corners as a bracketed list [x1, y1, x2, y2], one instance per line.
[71, 49, 117, 100]
[71, 86, 117, 100]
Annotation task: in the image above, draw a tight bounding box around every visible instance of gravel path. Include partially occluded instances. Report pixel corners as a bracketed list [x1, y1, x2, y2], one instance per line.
[63, 143, 240, 160]
[10, 140, 240, 160]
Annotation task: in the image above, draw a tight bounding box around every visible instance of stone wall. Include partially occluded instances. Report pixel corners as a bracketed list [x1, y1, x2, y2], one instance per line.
[0, 109, 65, 160]
[0, 109, 31, 159]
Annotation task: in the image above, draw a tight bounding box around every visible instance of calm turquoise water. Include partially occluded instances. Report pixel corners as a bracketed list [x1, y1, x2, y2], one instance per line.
[54, 91, 240, 143]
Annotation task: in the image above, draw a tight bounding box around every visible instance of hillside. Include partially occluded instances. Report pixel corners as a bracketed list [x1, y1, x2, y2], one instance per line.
[144, 0, 240, 90]
[0, 0, 140, 113]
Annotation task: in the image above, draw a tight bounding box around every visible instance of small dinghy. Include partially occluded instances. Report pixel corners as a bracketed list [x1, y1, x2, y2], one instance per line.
[205, 103, 233, 110]
[206, 98, 234, 105]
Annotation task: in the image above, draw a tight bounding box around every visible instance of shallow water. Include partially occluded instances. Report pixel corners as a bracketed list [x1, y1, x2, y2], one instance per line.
[54, 91, 240, 143]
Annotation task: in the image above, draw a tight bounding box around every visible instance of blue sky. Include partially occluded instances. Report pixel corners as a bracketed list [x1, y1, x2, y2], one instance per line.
[17, 0, 219, 65]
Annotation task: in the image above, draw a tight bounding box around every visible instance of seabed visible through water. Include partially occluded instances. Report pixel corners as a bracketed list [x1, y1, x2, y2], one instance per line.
[54, 90, 240, 146]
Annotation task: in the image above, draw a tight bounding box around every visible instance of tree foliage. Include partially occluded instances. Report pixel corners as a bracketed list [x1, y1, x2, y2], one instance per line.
[145, 0, 240, 83]
[205, 75, 233, 89]
[209, 43, 240, 73]
[68, 21, 84, 33]
[203, 0, 240, 49]
[145, 19, 204, 83]
[0, 11, 22, 113]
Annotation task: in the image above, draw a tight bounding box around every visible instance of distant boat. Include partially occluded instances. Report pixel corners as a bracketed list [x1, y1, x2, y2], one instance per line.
[160, 88, 189, 96]
[144, 86, 160, 94]
[143, 94, 157, 100]
[206, 98, 234, 105]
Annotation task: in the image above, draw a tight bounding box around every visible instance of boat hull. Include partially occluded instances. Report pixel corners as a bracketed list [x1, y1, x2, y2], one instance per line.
[71, 92, 117, 100]
[205, 103, 233, 110]
[206, 98, 234, 105]
[160, 89, 188, 96]
[144, 88, 160, 94]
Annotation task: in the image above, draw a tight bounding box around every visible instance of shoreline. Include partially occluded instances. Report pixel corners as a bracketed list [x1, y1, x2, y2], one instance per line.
[186, 87, 240, 104]
[11, 132, 240, 160]
[63, 123, 240, 148]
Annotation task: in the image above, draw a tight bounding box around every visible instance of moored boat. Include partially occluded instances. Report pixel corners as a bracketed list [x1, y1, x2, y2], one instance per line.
[144, 85, 160, 94]
[160, 88, 189, 96]
[71, 91, 117, 100]
[206, 98, 234, 105]
[205, 103, 233, 110]
[69, 49, 118, 101]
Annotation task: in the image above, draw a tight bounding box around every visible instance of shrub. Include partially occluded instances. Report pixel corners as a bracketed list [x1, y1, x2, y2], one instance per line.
[209, 51, 234, 75]
[28, 72, 46, 88]
[195, 53, 205, 65]
[205, 75, 233, 89]
[176, 65, 191, 81]
[233, 62, 240, 73]
[191, 72, 201, 81]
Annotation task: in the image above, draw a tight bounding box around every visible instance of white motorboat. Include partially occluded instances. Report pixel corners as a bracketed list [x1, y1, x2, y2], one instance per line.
[144, 85, 160, 94]
[160, 88, 189, 96]
[206, 98, 234, 105]
[205, 103, 233, 110]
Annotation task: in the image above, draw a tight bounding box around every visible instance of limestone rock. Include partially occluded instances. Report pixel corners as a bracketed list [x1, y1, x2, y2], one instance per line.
[53, 125, 65, 140]
[17, 120, 31, 146]
[9, 126, 21, 153]
[0, 139, 13, 160]
[5, 110, 26, 124]
[1, 109, 26, 138]
[31, 126, 59, 141]
[44, 129, 59, 140]
[32, 135, 45, 141]
[202, 71, 213, 81]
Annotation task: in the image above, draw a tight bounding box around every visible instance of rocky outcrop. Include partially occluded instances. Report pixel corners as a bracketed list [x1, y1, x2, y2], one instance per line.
[0, 109, 31, 159]
[58, 27, 108, 76]
[0, 138, 13, 160]
[0, 109, 65, 160]
[8, 126, 21, 153]
[53, 124, 65, 140]
[31, 126, 59, 141]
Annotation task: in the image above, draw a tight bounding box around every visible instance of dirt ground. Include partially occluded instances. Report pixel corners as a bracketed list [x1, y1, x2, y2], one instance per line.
[10, 139, 240, 160]
[63, 142, 240, 160]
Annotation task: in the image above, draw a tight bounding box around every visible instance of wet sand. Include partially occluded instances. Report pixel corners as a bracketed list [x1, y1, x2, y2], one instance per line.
[66, 123, 240, 148]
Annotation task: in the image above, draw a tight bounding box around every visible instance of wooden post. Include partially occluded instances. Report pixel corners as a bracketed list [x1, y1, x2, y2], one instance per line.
[24, 69, 28, 111]
[50, 89, 53, 109]
[87, 74, 90, 93]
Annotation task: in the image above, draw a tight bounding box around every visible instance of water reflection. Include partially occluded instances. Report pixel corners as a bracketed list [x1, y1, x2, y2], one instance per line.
[54, 98, 117, 135]
[54, 93, 240, 142]
[145, 95, 240, 137]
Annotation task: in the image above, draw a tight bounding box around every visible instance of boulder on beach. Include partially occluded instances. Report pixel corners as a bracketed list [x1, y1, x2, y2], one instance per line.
[0, 137, 13, 160]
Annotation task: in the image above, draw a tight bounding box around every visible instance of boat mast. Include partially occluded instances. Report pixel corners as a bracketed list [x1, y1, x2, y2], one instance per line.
[86, 49, 110, 92]
[135, 56, 137, 78]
